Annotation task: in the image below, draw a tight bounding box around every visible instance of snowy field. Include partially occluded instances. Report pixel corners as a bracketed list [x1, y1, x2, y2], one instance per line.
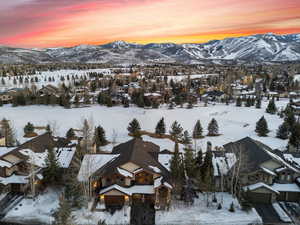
[0, 69, 113, 91]
[0, 99, 290, 152]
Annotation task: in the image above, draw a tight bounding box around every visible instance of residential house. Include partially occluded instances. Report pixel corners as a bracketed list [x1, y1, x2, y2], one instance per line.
[217, 137, 300, 204]
[0, 133, 77, 194]
[78, 138, 173, 211]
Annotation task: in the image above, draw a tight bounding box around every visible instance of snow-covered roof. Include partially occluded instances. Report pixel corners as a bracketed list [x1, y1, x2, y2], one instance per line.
[56, 147, 76, 168]
[0, 174, 28, 185]
[271, 183, 300, 193]
[19, 148, 48, 168]
[158, 154, 172, 171]
[144, 93, 161, 97]
[0, 159, 13, 168]
[148, 165, 161, 173]
[154, 176, 172, 189]
[77, 154, 119, 182]
[212, 152, 236, 176]
[0, 147, 15, 157]
[243, 182, 279, 194]
[99, 184, 154, 196]
[260, 166, 276, 176]
[117, 167, 133, 178]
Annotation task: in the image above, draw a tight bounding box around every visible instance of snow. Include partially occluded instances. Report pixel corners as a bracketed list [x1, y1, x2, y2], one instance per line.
[0, 159, 12, 168]
[212, 153, 236, 176]
[148, 165, 161, 173]
[156, 192, 262, 225]
[117, 167, 133, 178]
[0, 174, 28, 185]
[0, 147, 15, 157]
[19, 148, 48, 168]
[272, 202, 292, 222]
[99, 184, 155, 195]
[73, 206, 130, 225]
[283, 153, 300, 168]
[77, 154, 119, 182]
[158, 154, 172, 171]
[243, 182, 279, 194]
[154, 176, 172, 189]
[0, 99, 290, 156]
[260, 166, 276, 176]
[3, 188, 62, 224]
[271, 183, 300, 192]
[56, 147, 76, 168]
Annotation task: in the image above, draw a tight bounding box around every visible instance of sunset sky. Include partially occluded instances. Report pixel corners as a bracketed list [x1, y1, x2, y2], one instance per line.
[1, 0, 300, 48]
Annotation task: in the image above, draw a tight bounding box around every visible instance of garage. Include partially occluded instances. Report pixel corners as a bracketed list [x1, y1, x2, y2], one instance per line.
[104, 195, 125, 207]
[247, 192, 273, 204]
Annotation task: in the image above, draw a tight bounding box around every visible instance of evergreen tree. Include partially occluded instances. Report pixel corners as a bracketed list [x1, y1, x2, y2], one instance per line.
[200, 148, 214, 190]
[255, 116, 269, 137]
[284, 109, 296, 130]
[136, 94, 145, 108]
[195, 149, 203, 168]
[23, 122, 35, 136]
[155, 117, 166, 136]
[43, 147, 62, 184]
[288, 123, 300, 152]
[127, 118, 141, 137]
[94, 125, 108, 147]
[207, 118, 219, 136]
[182, 130, 192, 145]
[276, 122, 289, 140]
[193, 120, 203, 139]
[66, 128, 75, 139]
[169, 121, 183, 140]
[236, 97, 242, 107]
[266, 98, 277, 114]
[255, 98, 261, 109]
[184, 146, 196, 178]
[245, 97, 251, 107]
[170, 142, 184, 194]
[53, 195, 73, 225]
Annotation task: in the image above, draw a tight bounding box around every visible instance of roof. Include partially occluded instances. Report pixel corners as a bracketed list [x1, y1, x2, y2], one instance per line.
[99, 184, 155, 196]
[223, 137, 273, 173]
[78, 138, 171, 183]
[271, 183, 300, 193]
[243, 182, 279, 194]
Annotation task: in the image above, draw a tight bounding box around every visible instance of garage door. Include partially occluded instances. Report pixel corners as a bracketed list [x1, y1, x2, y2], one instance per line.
[247, 192, 272, 204]
[105, 196, 125, 206]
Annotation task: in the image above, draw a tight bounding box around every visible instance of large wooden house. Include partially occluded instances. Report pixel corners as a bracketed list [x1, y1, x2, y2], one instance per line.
[216, 137, 300, 204]
[78, 138, 173, 211]
[0, 133, 77, 194]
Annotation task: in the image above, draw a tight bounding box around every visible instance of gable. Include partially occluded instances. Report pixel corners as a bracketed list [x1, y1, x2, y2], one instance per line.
[120, 162, 140, 172]
[103, 189, 127, 196]
[3, 154, 22, 164]
[261, 159, 282, 171]
[251, 187, 276, 194]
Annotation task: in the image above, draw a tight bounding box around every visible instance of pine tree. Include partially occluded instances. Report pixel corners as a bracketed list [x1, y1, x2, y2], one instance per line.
[200, 148, 214, 190]
[245, 97, 251, 107]
[169, 121, 183, 140]
[184, 146, 196, 178]
[236, 97, 242, 107]
[266, 98, 277, 114]
[127, 118, 141, 137]
[276, 122, 289, 140]
[288, 123, 300, 152]
[284, 109, 296, 130]
[182, 130, 192, 145]
[255, 98, 261, 109]
[193, 120, 203, 139]
[170, 142, 184, 194]
[255, 116, 269, 137]
[207, 118, 219, 136]
[53, 195, 73, 225]
[43, 147, 62, 184]
[155, 117, 166, 136]
[94, 125, 108, 147]
[23, 122, 35, 137]
[195, 149, 203, 168]
[66, 128, 75, 139]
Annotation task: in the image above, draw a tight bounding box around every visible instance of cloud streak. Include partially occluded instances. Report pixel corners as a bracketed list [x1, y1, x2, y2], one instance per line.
[1, 0, 300, 47]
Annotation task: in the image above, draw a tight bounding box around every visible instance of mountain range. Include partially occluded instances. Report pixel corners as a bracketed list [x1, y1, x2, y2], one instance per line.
[1, 33, 300, 64]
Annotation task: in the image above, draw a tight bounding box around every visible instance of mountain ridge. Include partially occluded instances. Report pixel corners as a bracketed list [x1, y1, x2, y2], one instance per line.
[1, 33, 300, 64]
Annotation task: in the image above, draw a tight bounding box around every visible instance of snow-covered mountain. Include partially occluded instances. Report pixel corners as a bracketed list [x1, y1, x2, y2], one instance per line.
[1, 33, 300, 64]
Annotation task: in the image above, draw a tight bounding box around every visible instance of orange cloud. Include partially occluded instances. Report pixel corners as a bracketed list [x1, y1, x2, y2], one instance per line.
[1, 0, 300, 47]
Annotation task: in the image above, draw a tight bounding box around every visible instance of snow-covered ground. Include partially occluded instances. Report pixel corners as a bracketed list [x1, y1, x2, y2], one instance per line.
[0, 99, 290, 152]
[3, 188, 62, 224]
[156, 192, 262, 225]
[0, 69, 113, 92]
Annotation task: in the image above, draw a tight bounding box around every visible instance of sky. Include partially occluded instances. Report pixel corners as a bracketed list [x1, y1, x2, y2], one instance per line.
[1, 0, 300, 48]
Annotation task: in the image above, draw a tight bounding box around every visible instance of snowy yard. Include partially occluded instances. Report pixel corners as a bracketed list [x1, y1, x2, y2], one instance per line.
[3, 188, 62, 224]
[0, 99, 290, 152]
[156, 192, 262, 225]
